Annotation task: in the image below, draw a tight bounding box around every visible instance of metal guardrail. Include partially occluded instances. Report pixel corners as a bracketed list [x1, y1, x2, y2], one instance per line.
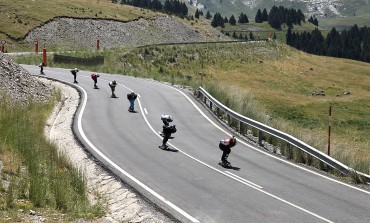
[138, 39, 268, 48]
[198, 86, 370, 183]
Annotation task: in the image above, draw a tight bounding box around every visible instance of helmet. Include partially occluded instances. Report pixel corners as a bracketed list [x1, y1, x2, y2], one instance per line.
[112, 80, 117, 85]
[161, 114, 173, 122]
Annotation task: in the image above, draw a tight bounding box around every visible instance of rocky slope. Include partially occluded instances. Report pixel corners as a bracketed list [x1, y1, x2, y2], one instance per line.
[24, 16, 214, 49]
[0, 53, 53, 103]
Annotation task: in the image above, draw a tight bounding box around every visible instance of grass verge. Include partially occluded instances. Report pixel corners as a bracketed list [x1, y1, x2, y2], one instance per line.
[0, 92, 105, 221]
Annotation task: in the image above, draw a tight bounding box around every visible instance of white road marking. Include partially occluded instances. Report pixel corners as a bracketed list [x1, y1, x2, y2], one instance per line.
[225, 171, 263, 189]
[136, 93, 333, 223]
[24, 66, 366, 222]
[161, 83, 370, 195]
[144, 108, 148, 115]
[74, 84, 199, 223]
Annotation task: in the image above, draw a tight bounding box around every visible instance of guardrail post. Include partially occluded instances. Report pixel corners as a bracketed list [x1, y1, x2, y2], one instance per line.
[239, 121, 243, 134]
[258, 130, 263, 146]
[227, 114, 231, 125]
[197, 90, 201, 98]
[216, 107, 220, 116]
[210, 101, 213, 111]
[203, 95, 207, 104]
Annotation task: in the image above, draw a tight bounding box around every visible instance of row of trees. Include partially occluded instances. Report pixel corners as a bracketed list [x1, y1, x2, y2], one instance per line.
[286, 25, 370, 62]
[308, 16, 319, 26]
[113, 0, 188, 16]
[210, 12, 250, 28]
[255, 8, 269, 23]
[221, 30, 276, 40]
[208, 5, 305, 29]
[268, 5, 305, 29]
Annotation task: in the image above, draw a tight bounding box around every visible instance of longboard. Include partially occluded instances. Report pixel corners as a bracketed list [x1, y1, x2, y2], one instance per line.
[218, 161, 232, 168]
[159, 145, 170, 150]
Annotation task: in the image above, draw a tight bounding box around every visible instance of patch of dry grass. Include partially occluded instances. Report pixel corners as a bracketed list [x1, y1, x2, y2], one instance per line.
[0, 0, 162, 40]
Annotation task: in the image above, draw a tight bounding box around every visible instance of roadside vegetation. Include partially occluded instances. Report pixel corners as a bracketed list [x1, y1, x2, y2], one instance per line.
[0, 93, 105, 221]
[14, 41, 370, 179]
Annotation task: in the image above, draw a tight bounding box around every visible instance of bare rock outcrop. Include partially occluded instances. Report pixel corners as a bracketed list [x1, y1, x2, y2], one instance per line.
[24, 16, 205, 49]
[0, 53, 53, 104]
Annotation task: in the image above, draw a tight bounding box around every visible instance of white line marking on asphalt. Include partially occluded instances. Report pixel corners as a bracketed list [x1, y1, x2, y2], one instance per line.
[75, 85, 199, 223]
[24, 66, 365, 222]
[160, 83, 370, 195]
[145, 84, 335, 223]
[25, 65, 369, 196]
[144, 108, 148, 115]
[135, 87, 333, 223]
[225, 171, 263, 189]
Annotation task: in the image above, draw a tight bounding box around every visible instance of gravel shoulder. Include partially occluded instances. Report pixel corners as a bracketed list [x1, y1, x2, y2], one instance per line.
[42, 78, 176, 223]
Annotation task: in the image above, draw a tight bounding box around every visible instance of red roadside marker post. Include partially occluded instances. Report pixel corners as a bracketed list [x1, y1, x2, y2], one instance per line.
[1, 40, 6, 53]
[43, 47, 47, 66]
[35, 39, 39, 54]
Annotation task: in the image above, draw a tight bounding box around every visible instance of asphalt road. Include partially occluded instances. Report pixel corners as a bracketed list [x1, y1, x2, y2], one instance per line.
[25, 65, 370, 223]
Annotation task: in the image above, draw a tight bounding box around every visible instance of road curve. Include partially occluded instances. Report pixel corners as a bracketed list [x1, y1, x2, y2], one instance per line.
[25, 65, 370, 223]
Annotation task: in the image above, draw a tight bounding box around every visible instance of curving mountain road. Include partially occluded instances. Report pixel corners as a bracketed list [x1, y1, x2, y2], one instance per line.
[25, 65, 370, 223]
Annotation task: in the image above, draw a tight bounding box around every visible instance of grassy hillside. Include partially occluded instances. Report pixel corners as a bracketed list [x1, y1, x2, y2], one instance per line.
[0, 0, 161, 43]
[217, 21, 318, 42]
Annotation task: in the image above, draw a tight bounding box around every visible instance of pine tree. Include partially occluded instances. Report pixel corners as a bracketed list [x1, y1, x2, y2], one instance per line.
[268, 5, 281, 29]
[313, 18, 319, 26]
[238, 13, 248, 23]
[181, 2, 188, 16]
[285, 10, 293, 28]
[255, 9, 263, 23]
[297, 9, 305, 23]
[286, 27, 293, 45]
[262, 8, 268, 21]
[326, 27, 341, 57]
[229, 15, 236, 25]
[211, 12, 224, 28]
[195, 9, 200, 19]
[205, 10, 212, 19]
[308, 16, 319, 26]
[163, 0, 172, 13]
